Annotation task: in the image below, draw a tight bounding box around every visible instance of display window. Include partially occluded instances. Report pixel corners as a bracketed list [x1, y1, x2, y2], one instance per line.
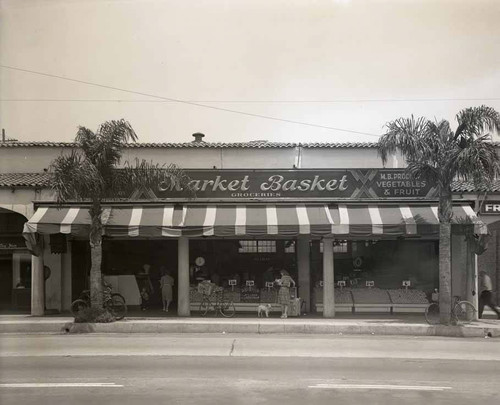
[313, 239, 438, 313]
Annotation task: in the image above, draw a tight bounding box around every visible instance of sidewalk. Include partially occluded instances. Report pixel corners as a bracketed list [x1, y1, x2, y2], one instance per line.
[1, 313, 499, 337]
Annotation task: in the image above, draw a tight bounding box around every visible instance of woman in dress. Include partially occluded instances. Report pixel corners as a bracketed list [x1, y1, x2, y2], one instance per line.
[160, 269, 175, 312]
[276, 269, 295, 319]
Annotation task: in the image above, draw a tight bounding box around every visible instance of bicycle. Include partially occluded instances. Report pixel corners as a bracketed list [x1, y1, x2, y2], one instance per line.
[425, 295, 477, 325]
[71, 284, 127, 320]
[198, 282, 235, 318]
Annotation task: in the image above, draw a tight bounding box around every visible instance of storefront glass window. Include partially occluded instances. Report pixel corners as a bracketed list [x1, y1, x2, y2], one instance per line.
[238, 240, 277, 253]
[320, 240, 349, 254]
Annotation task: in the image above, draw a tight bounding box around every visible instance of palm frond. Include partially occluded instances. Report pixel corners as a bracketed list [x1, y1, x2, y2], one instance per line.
[455, 105, 500, 139]
[452, 135, 500, 184]
[50, 150, 104, 202]
[378, 115, 430, 165]
[109, 159, 195, 199]
[75, 127, 97, 158]
[406, 161, 440, 185]
[84, 120, 137, 168]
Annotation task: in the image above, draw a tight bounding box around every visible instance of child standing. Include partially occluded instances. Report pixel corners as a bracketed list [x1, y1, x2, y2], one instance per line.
[140, 287, 150, 311]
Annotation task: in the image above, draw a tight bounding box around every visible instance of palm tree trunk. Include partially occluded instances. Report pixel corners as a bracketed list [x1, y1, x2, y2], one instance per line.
[89, 236, 103, 309]
[89, 201, 103, 309]
[439, 188, 453, 324]
[439, 222, 452, 324]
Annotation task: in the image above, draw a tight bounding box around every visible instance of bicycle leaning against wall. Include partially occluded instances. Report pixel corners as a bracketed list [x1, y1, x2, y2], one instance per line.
[425, 292, 477, 325]
[198, 281, 236, 318]
[71, 281, 127, 320]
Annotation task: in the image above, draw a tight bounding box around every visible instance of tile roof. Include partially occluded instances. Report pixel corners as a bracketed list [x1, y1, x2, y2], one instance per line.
[0, 173, 51, 187]
[2, 141, 499, 149]
[451, 179, 500, 193]
[0, 141, 378, 149]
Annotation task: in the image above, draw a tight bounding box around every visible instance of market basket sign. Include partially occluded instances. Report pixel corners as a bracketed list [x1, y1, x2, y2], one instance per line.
[152, 169, 437, 201]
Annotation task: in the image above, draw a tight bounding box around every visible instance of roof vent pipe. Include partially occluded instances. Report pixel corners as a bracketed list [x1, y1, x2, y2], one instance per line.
[192, 132, 205, 143]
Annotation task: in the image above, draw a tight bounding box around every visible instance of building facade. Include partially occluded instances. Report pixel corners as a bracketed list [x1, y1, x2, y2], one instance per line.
[0, 136, 496, 316]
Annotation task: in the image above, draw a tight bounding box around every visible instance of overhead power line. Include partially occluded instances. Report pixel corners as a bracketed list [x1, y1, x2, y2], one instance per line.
[0, 64, 380, 138]
[2, 98, 499, 103]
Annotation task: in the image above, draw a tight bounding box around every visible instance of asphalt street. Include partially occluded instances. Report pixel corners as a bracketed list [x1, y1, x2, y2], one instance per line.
[1, 334, 499, 405]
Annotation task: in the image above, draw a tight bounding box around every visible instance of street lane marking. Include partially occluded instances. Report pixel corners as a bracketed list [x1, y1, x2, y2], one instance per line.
[0, 383, 123, 388]
[308, 384, 451, 391]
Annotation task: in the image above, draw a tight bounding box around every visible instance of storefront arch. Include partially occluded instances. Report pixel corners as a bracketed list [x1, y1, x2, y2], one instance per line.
[0, 204, 33, 220]
[0, 207, 31, 312]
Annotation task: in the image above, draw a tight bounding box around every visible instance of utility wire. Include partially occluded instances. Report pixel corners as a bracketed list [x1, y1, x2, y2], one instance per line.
[0, 64, 380, 138]
[2, 98, 499, 103]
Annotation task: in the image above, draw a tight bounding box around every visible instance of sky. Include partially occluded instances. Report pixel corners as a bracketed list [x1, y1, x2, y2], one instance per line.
[1, 0, 499, 144]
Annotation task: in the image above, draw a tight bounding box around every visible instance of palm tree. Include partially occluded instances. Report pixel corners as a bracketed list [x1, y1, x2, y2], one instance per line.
[50, 120, 192, 309]
[378, 106, 500, 324]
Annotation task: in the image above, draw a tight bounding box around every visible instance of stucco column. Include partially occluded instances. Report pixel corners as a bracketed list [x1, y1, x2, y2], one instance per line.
[31, 254, 44, 316]
[61, 241, 72, 312]
[473, 254, 479, 320]
[323, 238, 335, 318]
[297, 238, 310, 312]
[177, 237, 190, 317]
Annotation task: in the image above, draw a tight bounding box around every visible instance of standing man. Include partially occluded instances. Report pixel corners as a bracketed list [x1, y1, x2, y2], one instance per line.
[479, 271, 500, 319]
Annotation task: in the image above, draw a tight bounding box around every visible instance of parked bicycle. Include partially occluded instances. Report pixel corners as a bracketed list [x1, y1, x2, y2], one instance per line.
[425, 294, 477, 325]
[71, 282, 127, 320]
[198, 281, 235, 318]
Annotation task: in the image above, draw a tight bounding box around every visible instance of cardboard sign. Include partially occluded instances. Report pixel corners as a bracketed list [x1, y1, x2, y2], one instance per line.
[366, 281, 375, 287]
[228, 280, 237, 286]
[246, 280, 255, 287]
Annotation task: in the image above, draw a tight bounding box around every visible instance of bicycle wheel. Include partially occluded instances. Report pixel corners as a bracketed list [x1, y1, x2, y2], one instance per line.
[453, 301, 477, 324]
[199, 297, 210, 316]
[219, 299, 236, 318]
[424, 303, 440, 325]
[71, 299, 88, 317]
[108, 295, 127, 320]
[111, 293, 126, 304]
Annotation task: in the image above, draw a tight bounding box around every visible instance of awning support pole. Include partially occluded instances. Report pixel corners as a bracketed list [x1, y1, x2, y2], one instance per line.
[178, 237, 190, 317]
[31, 253, 44, 316]
[323, 238, 335, 318]
[297, 239, 310, 312]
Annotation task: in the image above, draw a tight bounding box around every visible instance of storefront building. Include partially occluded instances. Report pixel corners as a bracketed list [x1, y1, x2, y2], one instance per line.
[0, 137, 491, 316]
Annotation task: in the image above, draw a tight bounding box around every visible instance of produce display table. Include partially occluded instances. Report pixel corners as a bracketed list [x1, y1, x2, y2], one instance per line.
[314, 287, 430, 314]
[314, 304, 353, 313]
[189, 285, 302, 316]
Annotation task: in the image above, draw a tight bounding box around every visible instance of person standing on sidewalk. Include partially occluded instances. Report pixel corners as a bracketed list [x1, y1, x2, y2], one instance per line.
[479, 271, 500, 319]
[276, 269, 295, 319]
[160, 268, 174, 312]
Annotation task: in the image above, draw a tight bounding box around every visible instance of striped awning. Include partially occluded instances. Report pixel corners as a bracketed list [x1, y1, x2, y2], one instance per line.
[22, 203, 487, 238]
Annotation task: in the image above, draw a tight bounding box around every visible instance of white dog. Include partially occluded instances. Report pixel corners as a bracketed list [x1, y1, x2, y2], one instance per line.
[257, 303, 272, 318]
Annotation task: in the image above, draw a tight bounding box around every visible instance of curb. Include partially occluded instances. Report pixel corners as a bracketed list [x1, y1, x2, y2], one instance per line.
[1, 320, 499, 337]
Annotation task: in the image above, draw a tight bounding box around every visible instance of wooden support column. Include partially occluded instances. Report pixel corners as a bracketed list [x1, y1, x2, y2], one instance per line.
[323, 238, 335, 318]
[31, 253, 44, 316]
[177, 237, 190, 317]
[297, 238, 311, 312]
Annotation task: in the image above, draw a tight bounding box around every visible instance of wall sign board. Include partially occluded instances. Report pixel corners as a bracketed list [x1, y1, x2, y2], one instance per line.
[151, 169, 437, 200]
[481, 202, 500, 215]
